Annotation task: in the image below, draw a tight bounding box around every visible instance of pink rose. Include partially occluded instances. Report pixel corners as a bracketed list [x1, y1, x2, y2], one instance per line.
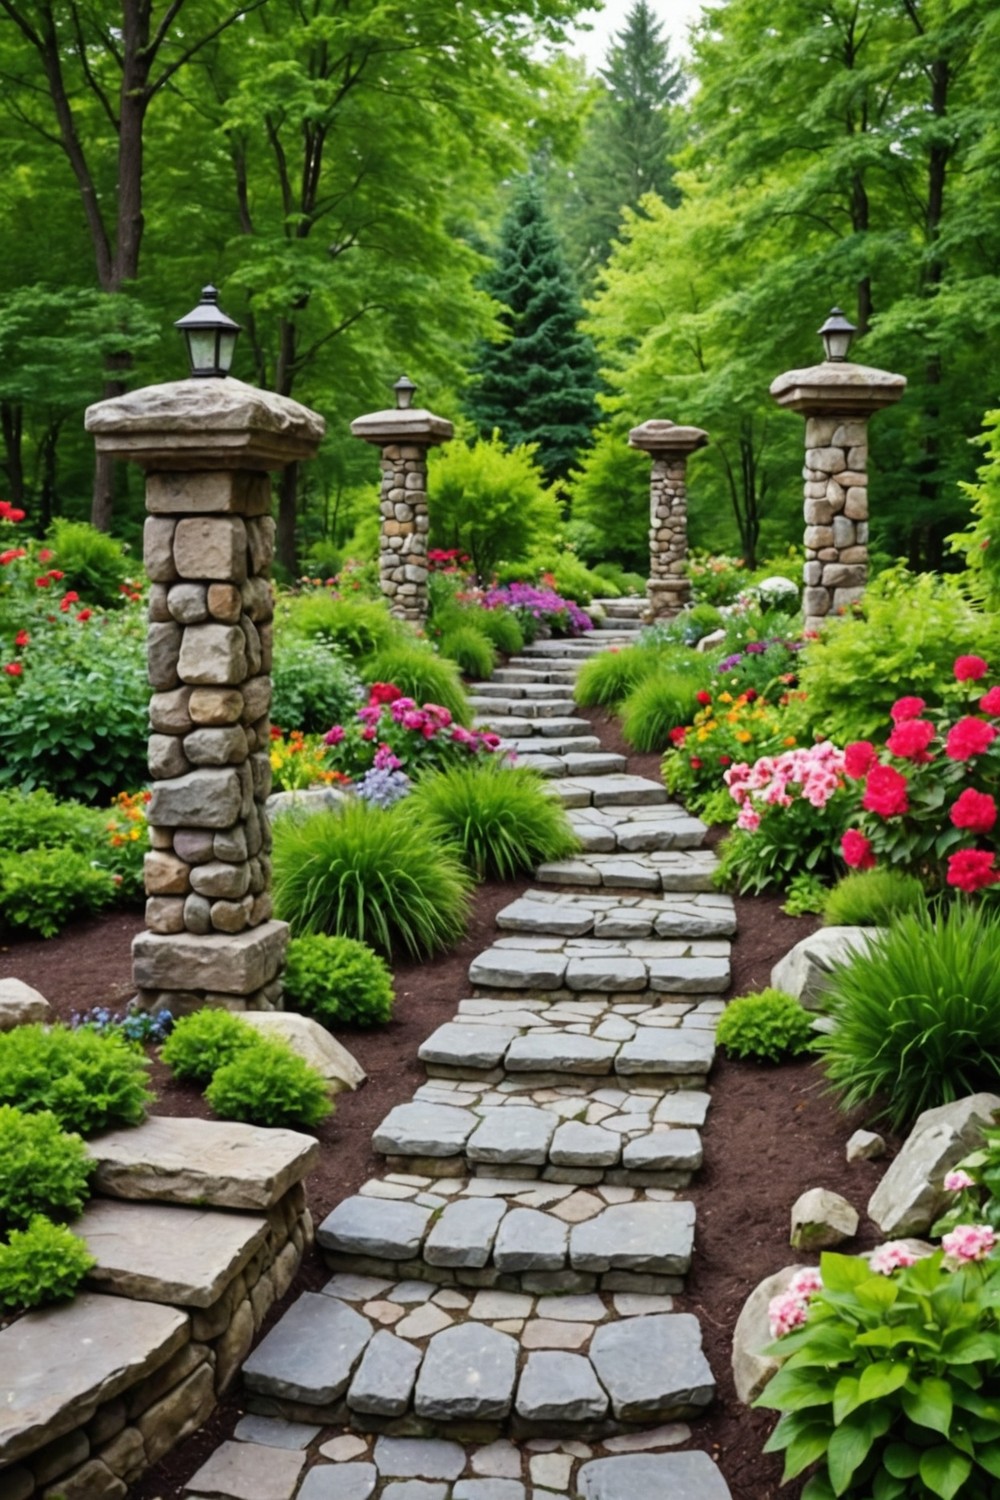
[942, 1224, 996, 1262]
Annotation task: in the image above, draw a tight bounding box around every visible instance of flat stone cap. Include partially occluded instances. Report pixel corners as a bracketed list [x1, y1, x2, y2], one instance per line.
[85, 377, 325, 470]
[628, 419, 708, 456]
[351, 406, 454, 447]
[770, 360, 906, 414]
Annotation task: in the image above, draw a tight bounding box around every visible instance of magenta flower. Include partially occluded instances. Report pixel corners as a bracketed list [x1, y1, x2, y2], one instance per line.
[944, 1169, 976, 1192]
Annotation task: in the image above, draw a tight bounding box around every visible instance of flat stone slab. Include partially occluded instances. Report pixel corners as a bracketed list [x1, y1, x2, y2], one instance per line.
[550, 1122, 621, 1168]
[516, 1350, 608, 1423]
[616, 1031, 715, 1076]
[647, 957, 730, 993]
[373, 1103, 476, 1158]
[373, 1436, 467, 1479]
[622, 1130, 703, 1173]
[132, 918, 287, 994]
[496, 898, 595, 937]
[560, 753, 629, 775]
[424, 1198, 506, 1268]
[588, 1315, 715, 1420]
[87, 1115, 318, 1210]
[467, 1108, 556, 1165]
[570, 1202, 696, 1273]
[578, 1453, 732, 1499]
[418, 1024, 519, 1071]
[77, 1199, 268, 1306]
[242, 1291, 373, 1403]
[298, 1464, 378, 1500]
[572, 776, 668, 808]
[184, 1440, 306, 1499]
[0, 1292, 188, 1465]
[564, 957, 648, 992]
[493, 1208, 568, 1272]
[414, 1324, 518, 1421]
[505, 1033, 618, 1074]
[348, 1331, 423, 1416]
[468, 949, 567, 990]
[318, 1198, 434, 1260]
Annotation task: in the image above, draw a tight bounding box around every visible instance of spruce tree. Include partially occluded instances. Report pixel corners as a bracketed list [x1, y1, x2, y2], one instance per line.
[466, 179, 599, 481]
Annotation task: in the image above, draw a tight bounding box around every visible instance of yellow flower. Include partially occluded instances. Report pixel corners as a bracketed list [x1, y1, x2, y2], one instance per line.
[719, 692, 733, 704]
[735, 730, 752, 743]
[784, 736, 797, 746]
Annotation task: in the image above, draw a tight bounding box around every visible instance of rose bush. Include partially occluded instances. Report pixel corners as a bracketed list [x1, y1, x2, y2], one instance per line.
[321, 682, 504, 788]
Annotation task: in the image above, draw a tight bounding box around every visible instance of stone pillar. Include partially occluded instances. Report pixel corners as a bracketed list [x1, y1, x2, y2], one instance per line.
[85, 378, 324, 1015]
[351, 384, 453, 624]
[770, 355, 905, 632]
[628, 419, 709, 621]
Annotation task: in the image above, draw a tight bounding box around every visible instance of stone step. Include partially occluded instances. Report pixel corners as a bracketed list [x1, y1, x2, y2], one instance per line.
[468, 696, 578, 719]
[468, 938, 730, 1000]
[469, 681, 585, 701]
[480, 716, 593, 739]
[535, 849, 720, 893]
[505, 658, 580, 674]
[567, 803, 707, 853]
[519, 641, 634, 658]
[596, 617, 643, 631]
[502, 734, 602, 757]
[496, 890, 736, 941]
[544, 776, 669, 809]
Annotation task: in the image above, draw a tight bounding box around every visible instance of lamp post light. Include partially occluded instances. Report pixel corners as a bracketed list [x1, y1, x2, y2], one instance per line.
[393, 375, 417, 410]
[818, 307, 857, 363]
[175, 286, 242, 378]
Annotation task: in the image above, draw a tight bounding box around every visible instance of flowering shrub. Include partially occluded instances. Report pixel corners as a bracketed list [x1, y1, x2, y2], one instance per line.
[715, 637, 804, 699]
[662, 689, 791, 817]
[70, 1002, 173, 1046]
[685, 551, 746, 607]
[99, 790, 151, 900]
[839, 656, 1000, 892]
[322, 682, 503, 786]
[933, 1126, 1000, 1238]
[481, 582, 592, 639]
[717, 743, 849, 894]
[269, 730, 349, 794]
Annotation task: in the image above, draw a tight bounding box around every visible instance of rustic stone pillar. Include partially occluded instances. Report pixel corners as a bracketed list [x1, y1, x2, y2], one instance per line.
[86, 379, 324, 1015]
[351, 378, 453, 625]
[628, 418, 709, 621]
[770, 333, 905, 632]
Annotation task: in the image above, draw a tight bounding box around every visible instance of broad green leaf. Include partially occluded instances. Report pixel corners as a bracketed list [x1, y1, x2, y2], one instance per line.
[883, 1443, 920, 1478]
[858, 1361, 910, 1403]
[902, 1378, 954, 1437]
[827, 1417, 874, 1496]
[918, 1446, 972, 1500]
[783, 1423, 835, 1480]
[833, 1374, 862, 1425]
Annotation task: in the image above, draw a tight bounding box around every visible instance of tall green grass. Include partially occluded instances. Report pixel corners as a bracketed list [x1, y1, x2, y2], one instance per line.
[440, 625, 497, 682]
[361, 645, 470, 724]
[619, 664, 705, 752]
[404, 761, 580, 878]
[822, 868, 928, 928]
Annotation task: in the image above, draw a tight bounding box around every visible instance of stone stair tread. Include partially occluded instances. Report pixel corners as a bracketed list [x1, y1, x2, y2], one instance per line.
[578, 1451, 732, 1498]
[502, 735, 602, 756]
[560, 753, 630, 775]
[468, 696, 578, 718]
[495, 890, 735, 939]
[469, 941, 730, 995]
[568, 806, 707, 851]
[536, 849, 719, 893]
[558, 776, 668, 808]
[243, 1290, 373, 1404]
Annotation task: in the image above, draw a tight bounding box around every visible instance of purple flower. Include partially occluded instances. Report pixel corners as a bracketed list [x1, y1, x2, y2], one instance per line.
[356, 766, 411, 808]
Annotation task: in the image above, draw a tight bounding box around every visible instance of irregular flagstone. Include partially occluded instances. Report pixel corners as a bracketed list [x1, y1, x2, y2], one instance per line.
[424, 1198, 507, 1267]
[621, 1131, 703, 1173]
[298, 1464, 378, 1500]
[504, 1033, 618, 1074]
[373, 1103, 476, 1158]
[588, 1315, 715, 1420]
[347, 1331, 423, 1416]
[577, 1452, 731, 1499]
[468, 949, 567, 990]
[453, 1482, 525, 1500]
[373, 1436, 467, 1479]
[515, 1351, 609, 1423]
[467, 1108, 557, 1165]
[616, 1031, 714, 1076]
[493, 1209, 568, 1272]
[184, 1440, 306, 1499]
[570, 1202, 696, 1274]
[418, 1024, 519, 1071]
[564, 957, 648, 992]
[414, 1324, 519, 1421]
[496, 898, 595, 936]
[550, 1122, 621, 1168]
[76, 1199, 268, 1306]
[242, 1292, 373, 1404]
[318, 1199, 434, 1259]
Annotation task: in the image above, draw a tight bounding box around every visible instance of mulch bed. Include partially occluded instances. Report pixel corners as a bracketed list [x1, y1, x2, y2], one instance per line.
[0, 705, 899, 1500]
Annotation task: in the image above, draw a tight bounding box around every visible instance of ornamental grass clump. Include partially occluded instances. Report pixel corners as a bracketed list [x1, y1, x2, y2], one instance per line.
[619, 664, 706, 752]
[0, 1023, 152, 1135]
[822, 868, 928, 928]
[575, 644, 670, 707]
[715, 989, 814, 1062]
[360, 646, 470, 725]
[273, 798, 472, 959]
[439, 623, 496, 682]
[284, 934, 395, 1027]
[817, 904, 1000, 1132]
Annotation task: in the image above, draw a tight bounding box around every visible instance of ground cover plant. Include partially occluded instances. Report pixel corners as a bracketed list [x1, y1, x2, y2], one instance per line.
[205, 1040, 332, 1129]
[715, 988, 814, 1062]
[822, 869, 928, 928]
[0, 1217, 96, 1312]
[0, 1023, 152, 1134]
[160, 1008, 262, 1085]
[0, 1106, 92, 1230]
[284, 933, 395, 1027]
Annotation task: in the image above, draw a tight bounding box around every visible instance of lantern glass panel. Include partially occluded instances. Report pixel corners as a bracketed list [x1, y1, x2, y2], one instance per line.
[187, 329, 218, 373]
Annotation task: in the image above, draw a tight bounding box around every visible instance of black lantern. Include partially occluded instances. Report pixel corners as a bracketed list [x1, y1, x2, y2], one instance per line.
[818, 307, 857, 363]
[393, 375, 417, 410]
[175, 286, 242, 378]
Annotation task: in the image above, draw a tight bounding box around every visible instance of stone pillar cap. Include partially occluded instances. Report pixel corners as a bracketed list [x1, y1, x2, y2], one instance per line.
[770, 360, 906, 415]
[85, 378, 325, 470]
[350, 407, 454, 447]
[628, 418, 709, 456]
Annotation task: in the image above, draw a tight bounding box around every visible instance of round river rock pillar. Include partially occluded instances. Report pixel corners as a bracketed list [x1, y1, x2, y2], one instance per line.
[85, 378, 324, 1015]
[770, 358, 905, 631]
[628, 418, 709, 621]
[351, 394, 453, 626]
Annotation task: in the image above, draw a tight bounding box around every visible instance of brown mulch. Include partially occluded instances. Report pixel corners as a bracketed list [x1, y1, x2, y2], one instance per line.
[0, 707, 898, 1500]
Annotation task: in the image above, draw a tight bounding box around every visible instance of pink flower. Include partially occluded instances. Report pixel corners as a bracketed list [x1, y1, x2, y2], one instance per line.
[950, 788, 997, 835]
[450, 726, 475, 746]
[373, 743, 402, 771]
[767, 1289, 809, 1339]
[944, 1170, 976, 1192]
[869, 1241, 919, 1275]
[955, 655, 989, 682]
[842, 829, 876, 870]
[890, 696, 927, 723]
[979, 686, 1000, 716]
[862, 764, 909, 818]
[844, 741, 877, 779]
[947, 848, 1000, 893]
[885, 719, 936, 761]
[402, 711, 425, 732]
[787, 1267, 823, 1298]
[946, 717, 997, 761]
[737, 805, 761, 832]
[942, 1224, 996, 1262]
[323, 725, 345, 746]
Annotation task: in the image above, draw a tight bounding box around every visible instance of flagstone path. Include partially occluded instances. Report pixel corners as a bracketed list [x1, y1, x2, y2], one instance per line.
[183, 603, 735, 1500]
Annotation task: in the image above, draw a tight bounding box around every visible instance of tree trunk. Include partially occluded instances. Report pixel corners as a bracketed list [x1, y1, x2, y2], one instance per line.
[0, 403, 25, 512]
[38, 419, 62, 531]
[277, 463, 299, 576]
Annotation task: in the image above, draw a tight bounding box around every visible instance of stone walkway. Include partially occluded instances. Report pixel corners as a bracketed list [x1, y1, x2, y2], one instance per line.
[183, 609, 735, 1500]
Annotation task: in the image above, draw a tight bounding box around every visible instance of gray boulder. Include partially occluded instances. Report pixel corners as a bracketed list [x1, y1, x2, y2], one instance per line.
[790, 1188, 858, 1250]
[0, 977, 51, 1031]
[732, 1266, 803, 1405]
[771, 927, 879, 1012]
[868, 1093, 1000, 1236]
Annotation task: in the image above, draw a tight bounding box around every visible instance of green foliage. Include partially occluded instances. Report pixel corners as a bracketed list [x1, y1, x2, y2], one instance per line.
[360, 645, 470, 725]
[574, 644, 671, 706]
[439, 624, 496, 682]
[0, 1217, 95, 1311]
[475, 606, 524, 655]
[404, 760, 580, 879]
[781, 872, 828, 918]
[565, 428, 651, 574]
[160, 1009, 262, 1086]
[284, 934, 395, 1027]
[0, 846, 117, 938]
[715, 989, 814, 1062]
[46, 520, 131, 608]
[757, 1249, 1000, 1500]
[205, 1039, 332, 1129]
[951, 406, 1000, 608]
[0, 1024, 152, 1136]
[0, 1107, 93, 1231]
[428, 434, 563, 583]
[818, 906, 1000, 1132]
[0, 787, 102, 853]
[619, 665, 705, 751]
[522, 549, 613, 606]
[284, 593, 404, 660]
[273, 799, 473, 959]
[271, 637, 363, 734]
[823, 870, 929, 929]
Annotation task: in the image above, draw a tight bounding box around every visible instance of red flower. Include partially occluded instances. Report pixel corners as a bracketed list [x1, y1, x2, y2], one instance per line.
[947, 848, 1000, 893]
[950, 788, 997, 834]
[862, 763, 909, 818]
[696, 691, 712, 706]
[689, 756, 703, 769]
[0, 548, 25, 565]
[0, 502, 25, 522]
[3, 661, 22, 677]
[719, 754, 731, 766]
[955, 655, 989, 682]
[979, 687, 1000, 716]
[844, 741, 877, 779]
[890, 695, 926, 723]
[841, 829, 876, 870]
[745, 689, 758, 702]
[48, 569, 64, 581]
[945, 717, 997, 762]
[14, 630, 29, 648]
[368, 682, 403, 706]
[34, 575, 50, 588]
[668, 725, 686, 746]
[37, 547, 53, 562]
[76, 608, 92, 622]
[885, 718, 936, 761]
[59, 590, 80, 612]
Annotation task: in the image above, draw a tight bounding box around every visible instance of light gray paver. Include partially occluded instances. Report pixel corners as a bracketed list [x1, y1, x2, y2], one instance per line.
[373, 1437, 467, 1479]
[505, 1034, 617, 1074]
[616, 1031, 714, 1076]
[577, 1453, 732, 1499]
[569, 1202, 696, 1274]
[467, 1108, 556, 1165]
[493, 1209, 568, 1272]
[621, 1130, 703, 1172]
[453, 1483, 526, 1500]
[515, 1351, 609, 1423]
[414, 1324, 519, 1421]
[589, 1314, 715, 1420]
[232, 1415, 321, 1449]
[318, 1199, 433, 1260]
[373, 1103, 476, 1158]
[468, 949, 567, 990]
[347, 1331, 423, 1416]
[550, 1122, 621, 1168]
[424, 1198, 507, 1268]
[298, 1464, 378, 1500]
[418, 1024, 519, 1071]
[183, 1441, 306, 1497]
[242, 1292, 372, 1403]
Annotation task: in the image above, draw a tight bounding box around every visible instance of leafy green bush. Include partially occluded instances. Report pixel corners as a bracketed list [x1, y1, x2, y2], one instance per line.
[0, 846, 117, 937]
[0, 1024, 152, 1135]
[715, 989, 814, 1062]
[823, 869, 928, 928]
[405, 761, 580, 878]
[160, 1009, 262, 1085]
[440, 624, 496, 681]
[360, 644, 470, 725]
[0, 1216, 95, 1310]
[205, 1039, 332, 1129]
[575, 645, 667, 707]
[271, 637, 362, 734]
[620, 666, 705, 752]
[284, 934, 395, 1027]
[273, 799, 473, 958]
[475, 606, 524, 655]
[818, 905, 1000, 1131]
[0, 787, 102, 853]
[427, 434, 563, 581]
[46, 519, 131, 608]
[0, 1107, 93, 1230]
[286, 593, 403, 659]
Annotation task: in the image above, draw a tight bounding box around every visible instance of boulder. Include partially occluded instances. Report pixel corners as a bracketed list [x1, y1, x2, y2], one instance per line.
[238, 1011, 365, 1094]
[771, 926, 879, 1011]
[846, 1129, 886, 1163]
[790, 1188, 858, 1249]
[868, 1093, 1000, 1236]
[0, 977, 51, 1031]
[732, 1266, 803, 1404]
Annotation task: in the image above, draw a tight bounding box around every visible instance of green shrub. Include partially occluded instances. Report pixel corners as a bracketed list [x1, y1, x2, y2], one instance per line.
[475, 607, 524, 655]
[440, 624, 496, 682]
[284, 934, 394, 1027]
[0, 846, 117, 938]
[360, 644, 470, 725]
[46, 519, 131, 608]
[817, 905, 1000, 1131]
[0, 1216, 96, 1310]
[0, 788, 102, 853]
[205, 1039, 332, 1129]
[575, 645, 670, 707]
[271, 638, 362, 734]
[620, 666, 704, 752]
[273, 799, 473, 958]
[286, 593, 403, 658]
[405, 760, 580, 879]
[160, 1009, 262, 1085]
[0, 1024, 152, 1135]
[822, 868, 928, 928]
[0, 1107, 93, 1230]
[427, 434, 563, 581]
[715, 989, 814, 1062]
